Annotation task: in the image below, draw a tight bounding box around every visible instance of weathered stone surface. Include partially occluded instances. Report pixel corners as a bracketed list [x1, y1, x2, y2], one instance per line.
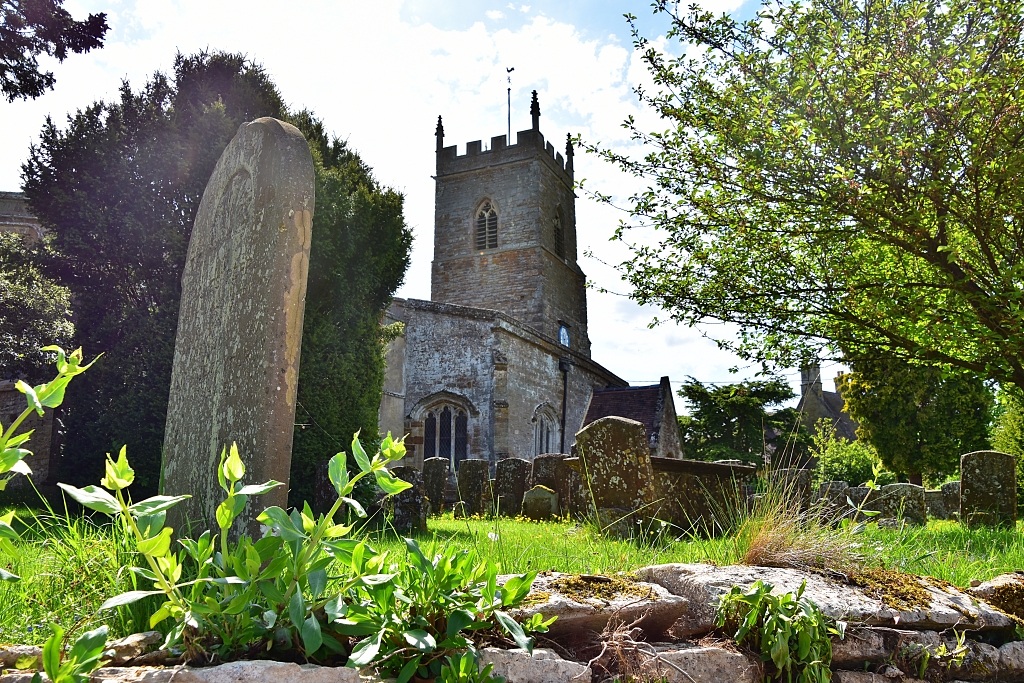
[925, 489, 947, 520]
[570, 416, 655, 515]
[106, 632, 162, 666]
[162, 118, 314, 536]
[942, 480, 961, 518]
[174, 661, 360, 683]
[456, 458, 490, 516]
[639, 644, 759, 683]
[422, 457, 449, 515]
[387, 466, 427, 533]
[650, 458, 753, 533]
[831, 628, 940, 669]
[770, 468, 812, 510]
[961, 451, 1017, 528]
[509, 572, 688, 638]
[877, 483, 927, 525]
[90, 668, 176, 683]
[596, 507, 635, 539]
[638, 563, 1014, 636]
[495, 458, 532, 516]
[478, 647, 590, 683]
[522, 485, 557, 520]
[968, 572, 1024, 624]
[999, 641, 1024, 675]
[819, 481, 849, 502]
[0, 645, 41, 669]
[832, 674, 927, 683]
[945, 639, 1000, 681]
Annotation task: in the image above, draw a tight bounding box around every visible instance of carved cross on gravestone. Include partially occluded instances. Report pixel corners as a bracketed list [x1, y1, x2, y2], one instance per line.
[162, 117, 315, 537]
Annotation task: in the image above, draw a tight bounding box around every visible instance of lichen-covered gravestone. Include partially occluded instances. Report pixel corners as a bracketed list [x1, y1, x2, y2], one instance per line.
[961, 451, 1017, 528]
[532, 453, 576, 516]
[494, 457, 532, 516]
[422, 457, 449, 515]
[388, 466, 427, 533]
[456, 459, 491, 516]
[572, 416, 656, 516]
[877, 483, 926, 525]
[162, 118, 315, 536]
[941, 480, 961, 519]
[522, 485, 558, 520]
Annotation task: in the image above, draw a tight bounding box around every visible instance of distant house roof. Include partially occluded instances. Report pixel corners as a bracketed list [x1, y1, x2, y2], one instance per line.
[584, 383, 664, 449]
[798, 363, 859, 441]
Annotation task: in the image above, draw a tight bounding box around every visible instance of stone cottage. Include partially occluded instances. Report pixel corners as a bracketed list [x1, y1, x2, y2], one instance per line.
[379, 93, 634, 469]
[582, 377, 684, 459]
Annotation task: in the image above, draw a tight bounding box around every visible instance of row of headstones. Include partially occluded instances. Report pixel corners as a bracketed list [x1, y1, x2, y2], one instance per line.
[367, 456, 575, 532]
[782, 450, 1017, 527]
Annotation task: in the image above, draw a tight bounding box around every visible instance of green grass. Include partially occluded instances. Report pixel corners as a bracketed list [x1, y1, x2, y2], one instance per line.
[2, 508, 1022, 646]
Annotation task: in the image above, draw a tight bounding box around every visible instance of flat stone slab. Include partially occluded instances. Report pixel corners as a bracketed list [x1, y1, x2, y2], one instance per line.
[1, 662, 362, 683]
[508, 572, 688, 638]
[637, 563, 1013, 636]
[478, 647, 590, 683]
[640, 644, 759, 683]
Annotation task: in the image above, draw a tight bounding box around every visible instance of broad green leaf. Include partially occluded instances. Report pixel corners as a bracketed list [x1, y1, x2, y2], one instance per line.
[58, 483, 119, 515]
[289, 590, 305, 629]
[375, 468, 412, 496]
[346, 630, 382, 667]
[216, 494, 247, 531]
[130, 495, 190, 517]
[301, 615, 323, 655]
[447, 609, 474, 636]
[396, 656, 420, 683]
[325, 596, 344, 622]
[328, 452, 349, 495]
[258, 580, 285, 605]
[0, 567, 21, 582]
[100, 590, 164, 610]
[149, 604, 172, 629]
[351, 432, 370, 473]
[307, 569, 328, 599]
[42, 625, 62, 680]
[36, 374, 73, 408]
[342, 497, 366, 518]
[403, 629, 436, 651]
[237, 481, 282, 496]
[101, 445, 134, 490]
[256, 506, 306, 541]
[16, 381, 42, 416]
[0, 447, 31, 474]
[494, 610, 533, 653]
[137, 527, 173, 557]
[67, 624, 108, 663]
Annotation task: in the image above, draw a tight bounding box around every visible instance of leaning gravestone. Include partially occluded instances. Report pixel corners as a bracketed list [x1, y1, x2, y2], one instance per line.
[494, 458, 532, 516]
[961, 451, 1017, 528]
[422, 457, 450, 515]
[163, 118, 315, 537]
[572, 416, 656, 516]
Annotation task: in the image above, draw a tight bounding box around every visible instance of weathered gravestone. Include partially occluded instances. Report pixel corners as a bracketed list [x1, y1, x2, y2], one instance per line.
[570, 416, 655, 516]
[961, 451, 1017, 528]
[388, 466, 427, 533]
[925, 490, 947, 520]
[770, 468, 812, 511]
[522, 485, 558, 521]
[422, 457, 450, 515]
[163, 118, 314, 536]
[456, 459, 491, 516]
[941, 480, 961, 519]
[532, 453, 576, 516]
[877, 483, 926, 525]
[494, 458, 532, 516]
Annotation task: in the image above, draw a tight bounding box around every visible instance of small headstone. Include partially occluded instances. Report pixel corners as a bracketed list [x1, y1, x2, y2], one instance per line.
[925, 490, 947, 520]
[572, 417, 655, 515]
[422, 457, 450, 515]
[961, 451, 1017, 528]
[877, 483, 926, 525]
[456, 459, 491, 516]
[494, 457, 532, 516]
[522, 485, 558, 521]
[388, 466, 427, 533]
[941, 480, 961, 519]
[532, 453, 573, 516]
[162, 118, 314, 536]
[770, 468, 812, 511]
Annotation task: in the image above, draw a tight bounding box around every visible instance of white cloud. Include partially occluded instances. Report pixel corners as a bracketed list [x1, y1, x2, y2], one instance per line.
[0, 0, 808, 410]
[486, 10, 505, 19]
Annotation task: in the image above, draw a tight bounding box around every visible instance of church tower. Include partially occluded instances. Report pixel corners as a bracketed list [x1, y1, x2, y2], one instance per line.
[431, 92, 591, 357]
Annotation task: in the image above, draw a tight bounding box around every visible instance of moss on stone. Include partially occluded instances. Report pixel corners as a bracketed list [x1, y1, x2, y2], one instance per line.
[550, 573, 653, 603]
[847, 568, 934, 612]
[977, 582, 1024, 626]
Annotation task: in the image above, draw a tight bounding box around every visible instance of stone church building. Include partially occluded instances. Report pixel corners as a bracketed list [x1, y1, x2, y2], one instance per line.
[378, 93, 655, 469]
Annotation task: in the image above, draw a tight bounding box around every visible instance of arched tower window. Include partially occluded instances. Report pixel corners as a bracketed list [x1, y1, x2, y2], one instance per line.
[553, 208, 565, 258]
[475, 201, 498, 250]
[423, 404, 470, 466]
[532, 404, 561, 456]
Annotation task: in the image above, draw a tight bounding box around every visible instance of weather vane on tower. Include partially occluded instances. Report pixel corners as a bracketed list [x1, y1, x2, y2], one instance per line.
[506, 67, 514, 142]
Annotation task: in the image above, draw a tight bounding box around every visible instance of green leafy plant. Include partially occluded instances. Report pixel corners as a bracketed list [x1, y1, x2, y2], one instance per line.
[58, 432, 413, 664]
[31, 625, 111, 683]
[716, 580, 844, 683]
[436, 651, 505, 683]
[335, 537, 555, 682]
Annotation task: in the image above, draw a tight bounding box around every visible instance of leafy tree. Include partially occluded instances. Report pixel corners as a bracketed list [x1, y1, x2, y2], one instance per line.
[584, 0, 1024, 387]
[991, 384, 1024, 508]
[1, 0, 108, 101]
[810, 419, 894, 488]
[22, 52, 411, 498]
[836, 358, 993, 484]
[288, 112, 412, 509]
[677, 377, 808, 465]
[0, 232, 73, 381]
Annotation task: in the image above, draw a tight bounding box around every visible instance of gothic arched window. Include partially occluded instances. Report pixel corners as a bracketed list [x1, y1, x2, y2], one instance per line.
[533, 405, 560, 456]
[424, 404, 469, 466]
[475, 201, 498, 250]
[553, 209, 565, 258]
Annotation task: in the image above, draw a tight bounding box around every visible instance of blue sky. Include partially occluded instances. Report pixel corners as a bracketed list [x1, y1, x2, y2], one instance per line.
[0, 0, 846, 408]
